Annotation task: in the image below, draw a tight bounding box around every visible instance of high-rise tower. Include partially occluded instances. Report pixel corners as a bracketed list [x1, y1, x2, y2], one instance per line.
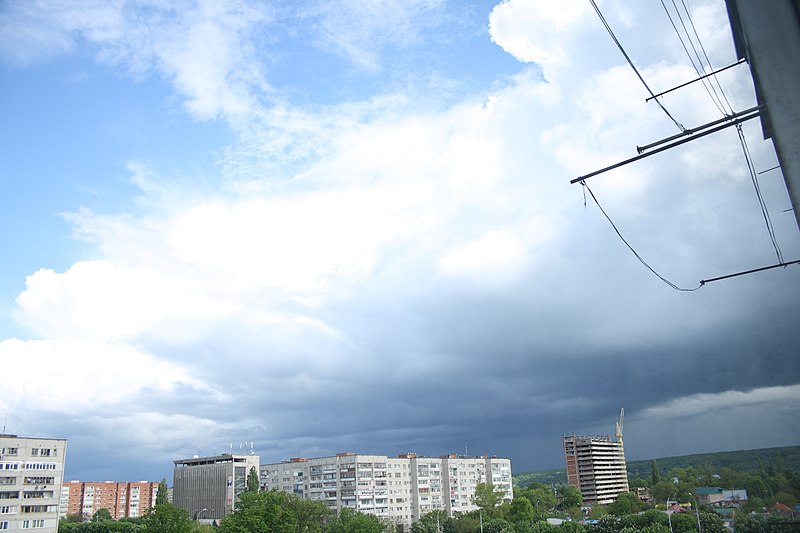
[562, 409, 629, 505]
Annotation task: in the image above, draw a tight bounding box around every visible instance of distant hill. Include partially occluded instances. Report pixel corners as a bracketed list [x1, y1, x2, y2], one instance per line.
[513, 445, 800, 488]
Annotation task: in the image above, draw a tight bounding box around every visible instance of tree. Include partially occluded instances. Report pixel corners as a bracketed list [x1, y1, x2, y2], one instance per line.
[508, 497, 535, 524]
[474, 483, 505, 516]
[557, 485, 582, 510]
[218, 490, 300, 533]
[328, 507, 383, 533]
[145, 503, 193, 533]
[411, 510, 451, 533]
[607, 492, 642, 516]
[246, 466, 260, 493]
[156, 478, 169, 506]
[651, 460, 662, 487]
[93, 508, 113, 522]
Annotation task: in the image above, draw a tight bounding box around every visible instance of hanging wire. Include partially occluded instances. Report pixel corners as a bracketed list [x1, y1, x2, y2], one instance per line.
[659, 0, 784, 265]
[736, 124, 784, 263]
[659, 0, 729, 116]
[589, 0, 686, 132]
[678, 0, 735, 114]
[581, 181, 702, 292]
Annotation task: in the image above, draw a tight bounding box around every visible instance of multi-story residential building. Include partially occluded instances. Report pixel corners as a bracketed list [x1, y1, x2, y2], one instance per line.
[173, 454, 260, 523]
[58, 481, 160, 520]
[0, 433, 67, 533]
[563, 410, 629, 506]
[260, 453, 512, 529]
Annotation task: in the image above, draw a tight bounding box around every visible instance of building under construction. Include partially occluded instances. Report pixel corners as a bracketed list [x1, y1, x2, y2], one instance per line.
[562, 409, 629, 506]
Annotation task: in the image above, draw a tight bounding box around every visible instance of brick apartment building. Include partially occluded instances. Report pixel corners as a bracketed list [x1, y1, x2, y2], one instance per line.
[59, 481, 160, 520]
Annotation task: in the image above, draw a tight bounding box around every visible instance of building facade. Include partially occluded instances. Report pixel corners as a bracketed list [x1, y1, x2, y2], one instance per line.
[0, 434, 68, 533]
[563, 411, 629, 506]
[260, 453, 513, 529]
[173, 454, 260, 523]
[58, 481, 160, 520]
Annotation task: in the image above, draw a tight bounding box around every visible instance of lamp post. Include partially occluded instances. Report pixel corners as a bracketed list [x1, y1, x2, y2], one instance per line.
[688, 493, 702, 533]
[666, 494, 676, 533]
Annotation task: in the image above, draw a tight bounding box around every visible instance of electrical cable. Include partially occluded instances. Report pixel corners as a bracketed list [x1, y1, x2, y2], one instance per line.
[581, 181, 702, 292]
[659, 0, 784, 267]
[736, 124, 784, 263]
[589, 0, 686, 132]
[659, 0, 729, 116]
[679, 0, 735, 114]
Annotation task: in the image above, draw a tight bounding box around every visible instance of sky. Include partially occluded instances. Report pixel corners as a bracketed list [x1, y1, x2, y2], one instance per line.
[1, 0, 798, 483]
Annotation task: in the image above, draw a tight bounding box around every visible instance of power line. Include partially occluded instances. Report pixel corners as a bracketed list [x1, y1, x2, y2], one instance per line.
[589, 0, 686, 132]
[736, 124, 784, 263]
[581, 181, 702, 292]
[658, 0, 784, 265]
[659, 0, 729, 116]
[678, 0, 735, 113]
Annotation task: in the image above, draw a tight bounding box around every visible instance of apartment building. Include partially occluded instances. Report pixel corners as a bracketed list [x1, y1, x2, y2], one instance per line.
[563, 410, 629, 506]
[0, 434, 67, 533]
[173, 454, 260, 523]
[58, 481, 160, 520]
[260, 453, 512, 529]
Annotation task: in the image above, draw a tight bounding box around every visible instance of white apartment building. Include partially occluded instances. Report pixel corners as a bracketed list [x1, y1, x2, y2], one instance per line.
[0, 434, 68, 533]
[260, 453, 512, 529]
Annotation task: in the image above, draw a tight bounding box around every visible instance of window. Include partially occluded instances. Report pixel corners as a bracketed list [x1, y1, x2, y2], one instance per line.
[29, 450, 37, 457]
[0, 521, 8, 529]
[38, 450, 50, 458]
[0, 493, 18, 500]
[0, 506, 14, 514]
[0, 479, 13, 486]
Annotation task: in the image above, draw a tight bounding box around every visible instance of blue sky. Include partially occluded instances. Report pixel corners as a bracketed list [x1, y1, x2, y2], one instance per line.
[1, 0, 798, 483]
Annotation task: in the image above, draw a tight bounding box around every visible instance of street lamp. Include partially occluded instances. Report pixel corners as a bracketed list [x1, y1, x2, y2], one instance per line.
[688, 493, 702, 533]
[666, 494, 676, 533]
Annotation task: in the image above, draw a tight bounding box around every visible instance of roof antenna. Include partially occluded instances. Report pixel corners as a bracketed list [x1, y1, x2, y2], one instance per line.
[1, 413, 7, 434]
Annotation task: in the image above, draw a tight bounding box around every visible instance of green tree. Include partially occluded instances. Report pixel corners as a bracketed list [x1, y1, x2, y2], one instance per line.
[474, 483, 505, 516]
[556, 485, 582, 510]
[606, 492, 642, 516]
[509, 497, 535, 524]
[218, 490, 300, 533]
[92, 508, 113, 522]
[145, 503, 193, 533]
[651, 480, 678, 503]
[156, 478, 169, 506]
[246, 466, 260, 493]
[651, 460, 662, 487]
[411, 510, 451, 533]
[327, 507, 383, 533]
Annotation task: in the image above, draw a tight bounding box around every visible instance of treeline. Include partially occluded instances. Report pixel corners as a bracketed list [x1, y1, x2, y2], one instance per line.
[514, 445, 800, 488]
[627, 446, 800, 481]
[635, 457, 800, 513]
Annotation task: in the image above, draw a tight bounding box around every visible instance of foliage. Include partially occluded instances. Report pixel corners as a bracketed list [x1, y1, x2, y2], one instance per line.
[515, 483, 557, 521]
[218, 489, 330, 533]
[93, 509, 113, 522]
[327, 507, 384, 533]
[624, 446, 800, 481]
[482, 517, 514, 533]
[59, 520, 145, 533]
[606, 492, 641, 516]
[650, 460, 662, 486]
[556, 486, 582, 510]
[246, 466, 260, 493]
[146, 503, 194, 533]
[411, 510, 452, 533]
[156, 478, 169, 506]
[514, 445, 800, 489]
[508, 497, 535, 524]
[474, 483, 506, 516]
[734, 515, 800, 533]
